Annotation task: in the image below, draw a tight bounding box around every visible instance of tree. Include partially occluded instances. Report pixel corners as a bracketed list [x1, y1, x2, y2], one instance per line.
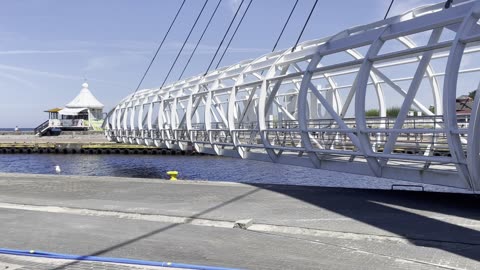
[469, 90, 476, 99]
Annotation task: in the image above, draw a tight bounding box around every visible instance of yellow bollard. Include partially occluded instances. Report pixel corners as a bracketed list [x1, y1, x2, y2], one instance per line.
[167, 171, 178, 181]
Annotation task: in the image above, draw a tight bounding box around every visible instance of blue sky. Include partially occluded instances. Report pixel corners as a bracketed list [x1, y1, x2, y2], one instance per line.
[0, 0, 441, 127]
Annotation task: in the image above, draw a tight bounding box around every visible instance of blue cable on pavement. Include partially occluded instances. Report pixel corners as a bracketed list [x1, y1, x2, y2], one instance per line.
[0, 248, 242, 270]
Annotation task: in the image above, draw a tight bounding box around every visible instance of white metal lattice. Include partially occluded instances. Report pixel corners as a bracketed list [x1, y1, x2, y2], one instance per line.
[105, 0, 480, 192]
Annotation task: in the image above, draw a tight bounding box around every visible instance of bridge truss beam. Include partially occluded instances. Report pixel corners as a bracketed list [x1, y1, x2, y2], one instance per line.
[105, 0, 480, 193]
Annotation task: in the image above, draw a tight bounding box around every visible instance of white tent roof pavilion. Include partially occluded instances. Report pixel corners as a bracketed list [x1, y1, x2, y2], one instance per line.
[65, 82, 104, 110]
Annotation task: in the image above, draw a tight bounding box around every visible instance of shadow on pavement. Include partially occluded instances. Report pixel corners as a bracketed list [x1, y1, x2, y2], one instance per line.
[248, 184, 480, 260]
[50, 187, 262, 270]
[52, 183, 480, 269]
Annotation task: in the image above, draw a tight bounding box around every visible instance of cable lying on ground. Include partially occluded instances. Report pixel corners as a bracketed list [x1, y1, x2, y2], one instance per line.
[0, 248, 241, 270]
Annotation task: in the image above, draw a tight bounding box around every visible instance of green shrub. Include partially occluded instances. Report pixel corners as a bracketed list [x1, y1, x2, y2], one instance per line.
[365, 109, 380, 117]
[365, 107, 420, 118]
[386, 107, 401, 117]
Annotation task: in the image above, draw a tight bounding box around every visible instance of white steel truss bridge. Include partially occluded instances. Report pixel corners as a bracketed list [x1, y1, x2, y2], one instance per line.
[105, 0, 480, 193]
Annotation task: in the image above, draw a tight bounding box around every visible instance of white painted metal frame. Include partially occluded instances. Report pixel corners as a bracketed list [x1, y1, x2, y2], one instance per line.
[105, 0, 480, 193]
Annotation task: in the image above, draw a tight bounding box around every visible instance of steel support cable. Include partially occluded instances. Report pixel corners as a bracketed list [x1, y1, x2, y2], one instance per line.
[214, 0, 254, 69]
[178, 0, 223, 80]
[291, 0, 319, 52]
[133, 0, 186, 94]
[161, 0, 210, 88]
[384, 0, 395, 19]
[203, 0, 246, 76]
[272, 0, 299, 52]
[445, 0, 453, 9]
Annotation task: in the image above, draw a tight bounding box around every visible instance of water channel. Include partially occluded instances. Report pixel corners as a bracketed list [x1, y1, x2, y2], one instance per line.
[0, 154, 463, 193]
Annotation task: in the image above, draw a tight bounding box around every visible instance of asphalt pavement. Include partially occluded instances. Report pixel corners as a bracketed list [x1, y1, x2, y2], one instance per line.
[0, 173, 478, 270]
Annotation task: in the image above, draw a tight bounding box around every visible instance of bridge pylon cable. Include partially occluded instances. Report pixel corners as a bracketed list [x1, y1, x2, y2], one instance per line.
[384, 0, 395, 20]
[203, 0, 246, 76]
[291, 0, 319, 53]
[271, 0, 299, 52]
[161, 0, 210, 88]
[178, 0, 223, 80]
[445, 0, 453, 9]
[133, 0, 186, 94]
[214, 0, 254, 70]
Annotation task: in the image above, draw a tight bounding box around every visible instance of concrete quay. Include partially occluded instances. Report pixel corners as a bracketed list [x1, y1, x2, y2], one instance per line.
[0, 133, 194, 155]
[0, 132, 107, 143]
[0, 173, 479, 269]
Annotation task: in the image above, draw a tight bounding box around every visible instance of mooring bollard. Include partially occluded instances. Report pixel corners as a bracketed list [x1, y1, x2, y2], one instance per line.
[166, 171, 178, 181]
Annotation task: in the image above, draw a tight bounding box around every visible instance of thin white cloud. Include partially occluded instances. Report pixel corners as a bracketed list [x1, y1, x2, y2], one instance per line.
[84, 56, 114, 72]
[50, 39, 157, 51]
[2, 39, 266, 59]
[83, 53, 150, 72]
[0, 71, 35, 88]
[0, 64, 121, 86]
[188, 42, 268, 54]
[122, 42, 268, 56]
[0, 64, 78, 80]
[228, 0, 242, 13]
[0, 49, 87, 55]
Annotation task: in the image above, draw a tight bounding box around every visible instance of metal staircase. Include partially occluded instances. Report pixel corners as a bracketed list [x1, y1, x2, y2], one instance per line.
[34, 120, 51, 136]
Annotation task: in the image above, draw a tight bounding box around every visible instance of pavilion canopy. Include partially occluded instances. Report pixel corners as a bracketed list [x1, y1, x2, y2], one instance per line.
[58, 107, 87, 115]
[66, 82, 104, 109]
[44, 107, 63, 113]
